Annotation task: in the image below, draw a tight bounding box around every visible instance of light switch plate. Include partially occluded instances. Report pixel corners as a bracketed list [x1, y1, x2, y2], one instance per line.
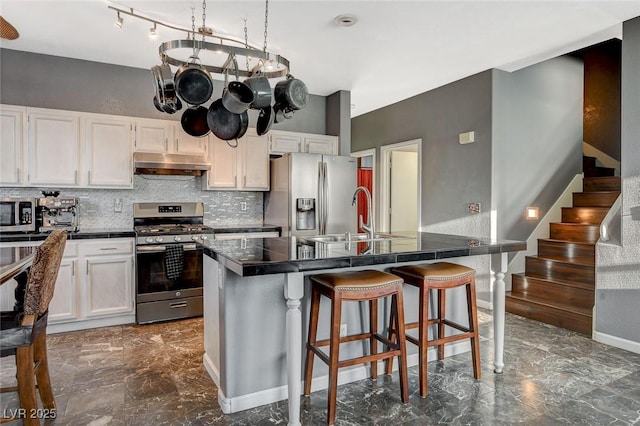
[459, 131, 475, 144]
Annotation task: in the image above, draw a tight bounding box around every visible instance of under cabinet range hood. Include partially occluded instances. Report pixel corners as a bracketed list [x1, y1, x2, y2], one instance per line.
[133, 152, 211, 176]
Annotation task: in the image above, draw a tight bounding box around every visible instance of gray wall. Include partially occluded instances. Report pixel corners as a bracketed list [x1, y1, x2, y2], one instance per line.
[595, 17, 640, 345]
[0, 48, 326, 134]
[326, 90, 352, 155]
[352, 70, 493, 235]
[492, 57, 584, 242]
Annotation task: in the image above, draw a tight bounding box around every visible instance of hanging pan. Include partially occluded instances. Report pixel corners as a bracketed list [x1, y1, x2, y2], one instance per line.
[256, 106, 275, 136]
[175, 56, 214, 106]
[181, 105, 211, 137]
[207, 99, 249, 141]
[221, 57, 254, 114]
[274, 74, 308, 111]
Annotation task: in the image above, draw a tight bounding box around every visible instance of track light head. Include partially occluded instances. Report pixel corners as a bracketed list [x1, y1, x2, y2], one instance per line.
[149, 23, 157, 39]
[115, 11, 123, 28]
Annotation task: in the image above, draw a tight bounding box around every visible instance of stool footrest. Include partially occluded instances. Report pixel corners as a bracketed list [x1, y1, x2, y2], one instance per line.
[338, 349, 402, 369]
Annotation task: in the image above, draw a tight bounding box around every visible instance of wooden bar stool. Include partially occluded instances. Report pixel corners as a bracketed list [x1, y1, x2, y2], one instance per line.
[304, 269, 409, 425]
[385, 262, 480, 398]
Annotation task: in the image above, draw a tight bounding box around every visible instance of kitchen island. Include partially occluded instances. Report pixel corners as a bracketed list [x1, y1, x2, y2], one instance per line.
[202, 232, 525, 426]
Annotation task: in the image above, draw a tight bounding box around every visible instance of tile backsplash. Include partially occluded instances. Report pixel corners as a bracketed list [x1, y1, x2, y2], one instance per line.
[1, 175, 263, 229]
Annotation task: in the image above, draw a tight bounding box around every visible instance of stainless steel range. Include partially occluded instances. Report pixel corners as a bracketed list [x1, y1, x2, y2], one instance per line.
[134, 202, 213, 324]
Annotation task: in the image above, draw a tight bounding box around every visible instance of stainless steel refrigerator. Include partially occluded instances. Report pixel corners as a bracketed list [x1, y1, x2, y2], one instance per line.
[264, 153, 357, 237]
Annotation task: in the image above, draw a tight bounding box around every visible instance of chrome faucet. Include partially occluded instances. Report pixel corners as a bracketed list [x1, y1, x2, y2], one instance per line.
[352, 186, 374, 240]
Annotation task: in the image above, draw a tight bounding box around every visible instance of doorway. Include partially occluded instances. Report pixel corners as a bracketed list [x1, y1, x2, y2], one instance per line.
[351, 149, 376, 233]
[380, 140, 421, 233]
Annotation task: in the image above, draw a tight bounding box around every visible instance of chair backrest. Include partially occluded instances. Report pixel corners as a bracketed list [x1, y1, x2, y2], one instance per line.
[23, 230, 67, 316]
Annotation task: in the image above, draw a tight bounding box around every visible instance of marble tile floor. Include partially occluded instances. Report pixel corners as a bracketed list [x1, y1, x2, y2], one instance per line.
[1, 310, 640, 425]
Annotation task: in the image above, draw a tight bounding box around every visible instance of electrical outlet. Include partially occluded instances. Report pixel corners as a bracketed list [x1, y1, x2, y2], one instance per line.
[114, 198, 122, 213]
[340, 324, 347, 337]
[240, 201, 247, 211]
[468, 202, 481, 214]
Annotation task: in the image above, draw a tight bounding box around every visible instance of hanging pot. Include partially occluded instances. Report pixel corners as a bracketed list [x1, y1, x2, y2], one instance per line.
[244, 73, 272, 109]
[207, 99, 249, 141]
[174, 56, 214, 106]
[151, 64, 183, 114]
[181, 105, 211, 137]
[221, 81, 254, 114]
[256, 106, 275, 136]
[274, 74, 308, 111]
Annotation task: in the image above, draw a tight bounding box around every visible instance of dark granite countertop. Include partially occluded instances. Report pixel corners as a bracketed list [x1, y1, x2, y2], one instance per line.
[202, 232, 526, 277]
[0, 228, 136, 242]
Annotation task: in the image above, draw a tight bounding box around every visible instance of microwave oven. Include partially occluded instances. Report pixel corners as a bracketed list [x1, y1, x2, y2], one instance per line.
[0, 197, 36, 232]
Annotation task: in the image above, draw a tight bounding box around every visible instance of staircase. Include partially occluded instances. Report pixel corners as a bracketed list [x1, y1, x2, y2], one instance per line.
[505, 156, 621, 336]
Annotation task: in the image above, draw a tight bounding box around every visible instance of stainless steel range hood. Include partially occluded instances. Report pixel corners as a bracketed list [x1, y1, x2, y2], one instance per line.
[133, 152, 211, 176]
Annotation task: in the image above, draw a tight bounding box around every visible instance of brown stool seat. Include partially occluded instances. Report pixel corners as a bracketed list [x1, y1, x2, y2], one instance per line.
[386, 262, 481, 398]
[311, 270, 403, 291]
[305, 270, 409, 425]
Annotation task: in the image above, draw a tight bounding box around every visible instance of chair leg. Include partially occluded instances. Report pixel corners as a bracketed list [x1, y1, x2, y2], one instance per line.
[384, 296, 397, 375]
[418, 284, 429, 397]
[467, 277, 481, 379]
[304, 286, 322, 396]
[34, 332, 56, 410]
[369, 299, 378, 380]
[393, 289, 409, 403]
[15, 346, 39, 426]
[437, 288, 446, 360]
[327, 294, 342, 426]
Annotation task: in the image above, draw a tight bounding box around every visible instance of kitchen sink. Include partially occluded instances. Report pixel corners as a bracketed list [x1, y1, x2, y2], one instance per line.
[299, 232, 414, 243]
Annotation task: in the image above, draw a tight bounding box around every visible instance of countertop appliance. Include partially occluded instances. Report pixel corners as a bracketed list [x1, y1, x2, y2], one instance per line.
[134, 202, 213, 324]
[264, 153, 357, 237]
[37, 196, 79, 233]
[0, 197, 35, 233]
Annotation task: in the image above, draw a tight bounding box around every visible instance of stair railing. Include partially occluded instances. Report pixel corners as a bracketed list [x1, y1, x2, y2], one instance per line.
[599, 194, 622, 244]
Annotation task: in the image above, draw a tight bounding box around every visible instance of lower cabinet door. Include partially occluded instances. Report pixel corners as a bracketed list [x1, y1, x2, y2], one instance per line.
[48, 258, 79, 322]
[84, 255, 134, 318]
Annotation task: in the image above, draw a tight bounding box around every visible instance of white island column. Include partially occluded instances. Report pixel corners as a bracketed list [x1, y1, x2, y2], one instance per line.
[284, 272, 304, 426]
[491, 252, 508, 373]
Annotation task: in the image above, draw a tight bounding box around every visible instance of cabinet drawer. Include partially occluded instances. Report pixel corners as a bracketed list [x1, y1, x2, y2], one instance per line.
[82, 239, 133, 256]
[63, 241, 79, 257]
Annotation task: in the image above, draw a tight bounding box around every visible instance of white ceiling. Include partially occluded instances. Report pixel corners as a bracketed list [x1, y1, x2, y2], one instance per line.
[2, 1, 640, 117]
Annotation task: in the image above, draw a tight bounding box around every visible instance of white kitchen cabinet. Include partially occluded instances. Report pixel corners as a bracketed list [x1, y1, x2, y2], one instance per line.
[27, 108, 81, 186]
[0, 105, 26, 186]
[48, 242, 79, 323]
[82, 115, 134, 188]
[174, 124, 209, 155]
[81, 238, 134, 319]
[134, 117, 172, 153]
[268, 130, 338, 156]
[134, 118, 209, 155]
[204, 129, 269, 191]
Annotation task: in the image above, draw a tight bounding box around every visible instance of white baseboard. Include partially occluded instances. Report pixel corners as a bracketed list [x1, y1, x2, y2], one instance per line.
[203, 340, 474, 414]
[593, 331, 640, 355]
[476, 299, 493, 310]
[48, 315, 135, 334]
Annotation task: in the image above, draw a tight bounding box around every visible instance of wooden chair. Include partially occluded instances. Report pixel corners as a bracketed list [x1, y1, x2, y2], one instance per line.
[1, 230, 67, 425]
[304, 269, 409, 425]
[386, 262, 480, 397]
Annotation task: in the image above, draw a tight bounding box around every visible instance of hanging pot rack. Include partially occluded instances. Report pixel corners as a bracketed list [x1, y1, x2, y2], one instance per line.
[107, 2, 291, 79]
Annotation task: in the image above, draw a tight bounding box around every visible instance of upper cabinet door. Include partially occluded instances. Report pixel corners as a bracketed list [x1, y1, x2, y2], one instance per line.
[174, 124, 208, 155]
[0, 105, 26, 186]
[83, 115, 133, 188]
[304, 135, 339, 155]
[206, 136, 238, 189]
[243, 133, 270, 190]
[269, 131, 302, 154]
[134, 118, 172, 153]
[27, 109, 81, 186]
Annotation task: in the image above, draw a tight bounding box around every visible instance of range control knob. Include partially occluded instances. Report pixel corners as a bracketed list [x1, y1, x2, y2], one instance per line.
[174, 236, 182, 242]
[145, 237, 154, 243]
[155, 236, 163, 243]
[201, 235, 209, 240]
[191, 235, 199, 241]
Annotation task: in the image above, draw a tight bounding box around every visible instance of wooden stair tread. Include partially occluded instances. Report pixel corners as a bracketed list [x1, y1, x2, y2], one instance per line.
[539, 238, 595, 247]
[512, 272, 594, 292]
[506, 291, 592, 317]
[529, 255, 593, 268]
[583, 176, 621, 192]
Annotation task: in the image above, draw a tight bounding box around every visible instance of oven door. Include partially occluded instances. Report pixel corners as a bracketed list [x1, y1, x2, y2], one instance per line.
[135, 243, 203, 303]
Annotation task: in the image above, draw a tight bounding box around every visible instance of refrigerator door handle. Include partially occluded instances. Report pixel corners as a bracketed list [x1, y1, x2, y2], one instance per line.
[318, 161, 324, 234]
[323, 161, 328, 234]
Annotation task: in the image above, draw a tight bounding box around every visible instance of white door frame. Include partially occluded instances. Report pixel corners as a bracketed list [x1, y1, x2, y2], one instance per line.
[380, 139, 422, 233]
[351, 148, 377, 232]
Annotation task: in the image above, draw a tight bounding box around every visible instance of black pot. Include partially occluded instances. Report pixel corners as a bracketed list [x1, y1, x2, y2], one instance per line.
[175, 60, 214, 106]
[181, 106, 211, 137]
[244, 73, 272, 109]
[274, 74, 308, 111]
[256, 106, 275, 136]
[207, 99, 249, 141]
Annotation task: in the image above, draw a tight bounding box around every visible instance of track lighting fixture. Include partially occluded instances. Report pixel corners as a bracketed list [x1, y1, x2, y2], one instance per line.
[149, 23, 157, 39]
[115, 11, 123, 28]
